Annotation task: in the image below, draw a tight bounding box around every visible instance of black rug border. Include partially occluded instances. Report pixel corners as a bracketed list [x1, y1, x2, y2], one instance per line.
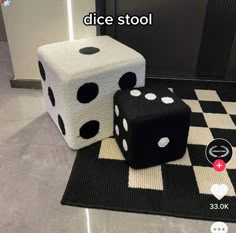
[61, 142, 236, 223]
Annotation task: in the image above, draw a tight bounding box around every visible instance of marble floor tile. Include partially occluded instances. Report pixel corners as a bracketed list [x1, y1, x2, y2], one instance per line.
[32, 114, 68, 147]
[0, 116, 47, 146]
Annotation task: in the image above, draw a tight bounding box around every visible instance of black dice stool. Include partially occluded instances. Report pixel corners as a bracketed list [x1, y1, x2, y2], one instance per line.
[114, 85, 191, 169]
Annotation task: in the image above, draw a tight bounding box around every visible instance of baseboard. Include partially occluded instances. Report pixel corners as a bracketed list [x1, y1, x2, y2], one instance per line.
[9, 75, 236, 89]
[148, 75, 236, 83]
[10, 79, 42, 89]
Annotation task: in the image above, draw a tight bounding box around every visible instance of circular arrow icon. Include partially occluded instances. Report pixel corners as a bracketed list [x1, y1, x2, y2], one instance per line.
[206, 138, 233, 165]
[208, 145, 230, 158]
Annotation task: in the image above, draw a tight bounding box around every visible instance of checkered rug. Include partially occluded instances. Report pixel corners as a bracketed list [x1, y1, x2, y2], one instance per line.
[61, 79, 236, 222]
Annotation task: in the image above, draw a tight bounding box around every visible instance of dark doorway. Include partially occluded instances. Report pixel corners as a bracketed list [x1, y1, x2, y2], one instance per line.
[196, 0, 236, 78]
[96, 0, 236, 81]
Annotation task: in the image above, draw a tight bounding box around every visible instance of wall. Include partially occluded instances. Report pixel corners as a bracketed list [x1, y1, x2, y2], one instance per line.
[0, 7, 7, 41]
[73, 0, 96, 39]
[1, 0, 96, 80]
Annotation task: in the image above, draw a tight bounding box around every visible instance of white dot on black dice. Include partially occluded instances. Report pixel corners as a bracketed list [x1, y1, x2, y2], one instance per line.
[123, 139, 128, 151]
[115, 125, 120, 136]
[158, 137, 170, 148]
[161, 97, 174, 104]
[130, 89, 141, 97]
[115, 105, 119, 117]
[145, 93, 157, 100]
[123, 118, 128, 132]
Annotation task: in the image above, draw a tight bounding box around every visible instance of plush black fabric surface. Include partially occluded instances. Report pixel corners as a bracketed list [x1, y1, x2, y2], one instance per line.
[62, 79, 236, 222]
[114, 85, 191, 168]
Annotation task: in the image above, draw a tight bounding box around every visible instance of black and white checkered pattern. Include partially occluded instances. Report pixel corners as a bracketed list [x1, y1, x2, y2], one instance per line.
[62, 80, 236, 222]
[99, 87, 236, 194]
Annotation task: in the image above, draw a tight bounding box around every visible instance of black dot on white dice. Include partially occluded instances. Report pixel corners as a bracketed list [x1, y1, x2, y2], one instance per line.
[123, 118, 128, 132]
[115, 105, 119, 117]
[48, 87, 55, 107]
[130, 89, 141, 97]
[79, 47, 100, 55]
[115, 125, 120, 136]
[145, 93, 157, 101]
[58, 115, 66, 136]
[77, 83, 99, 104]
[119, 72, 137, 90]
[38, 61, 46, 81]
[161, 97, 174, 104]
[80, 120, 100, 139]
[123, 139, 128, 151]
[158, 137, 170, 148]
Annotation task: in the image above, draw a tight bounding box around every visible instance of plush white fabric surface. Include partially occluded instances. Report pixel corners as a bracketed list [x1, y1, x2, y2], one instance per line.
[37, 36, 145, 150]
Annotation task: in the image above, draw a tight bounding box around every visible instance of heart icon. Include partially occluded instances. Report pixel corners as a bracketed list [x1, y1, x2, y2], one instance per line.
[210, 184, 229, 200]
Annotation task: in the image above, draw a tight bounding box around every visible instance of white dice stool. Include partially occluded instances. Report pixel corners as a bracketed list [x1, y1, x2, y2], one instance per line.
[37, 36, 146, 149]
